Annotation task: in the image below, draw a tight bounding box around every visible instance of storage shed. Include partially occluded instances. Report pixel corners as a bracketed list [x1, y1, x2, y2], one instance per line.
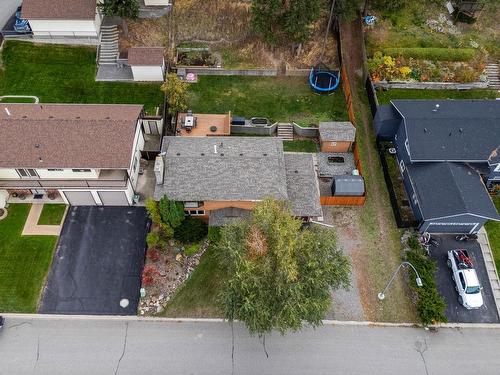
[331, 175, 365, 196]
[128, 47, 165, 82]
[319, 122, 356, 152]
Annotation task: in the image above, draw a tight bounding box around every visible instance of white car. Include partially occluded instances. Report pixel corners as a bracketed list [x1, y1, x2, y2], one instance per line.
[447, 249, 483, 309]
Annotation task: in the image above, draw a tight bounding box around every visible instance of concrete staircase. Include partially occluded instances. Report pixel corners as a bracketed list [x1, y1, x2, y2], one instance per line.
[478, 228, 500, 318]
[485, 63, 500, 89]
[98, 25, 119, 65]
[277, 123, 294, 140]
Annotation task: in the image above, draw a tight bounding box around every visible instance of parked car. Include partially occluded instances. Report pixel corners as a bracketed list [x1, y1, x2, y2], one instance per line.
[447, 249, 483, 309]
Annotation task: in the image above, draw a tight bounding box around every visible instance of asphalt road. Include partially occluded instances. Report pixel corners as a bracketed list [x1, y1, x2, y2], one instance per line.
[430, 235, 499, 323]
[1, 317, 500, 375]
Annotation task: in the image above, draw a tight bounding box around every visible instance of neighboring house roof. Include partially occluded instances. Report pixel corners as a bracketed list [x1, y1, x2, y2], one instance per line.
[22, 0, 96, 20]
[407, 162, 500, 221]
[154, 137, 322, 217]
[0, 103, 143, 169]
[284, 153, 323, 217]
[128, 47, 165, 66]
[319, 122, 356, 142]
[391, 100, 500, 163]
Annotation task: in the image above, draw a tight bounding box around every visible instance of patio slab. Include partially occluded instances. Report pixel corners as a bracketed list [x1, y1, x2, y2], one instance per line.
[96, 64, 134, 82]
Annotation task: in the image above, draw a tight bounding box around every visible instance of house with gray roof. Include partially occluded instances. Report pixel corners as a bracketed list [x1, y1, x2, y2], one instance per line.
[374, 99, 500, 234]
[154, 136, 322, 225]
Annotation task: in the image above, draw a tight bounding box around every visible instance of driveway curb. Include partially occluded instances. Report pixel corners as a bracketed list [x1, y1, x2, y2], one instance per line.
[478, 227, 500, 318]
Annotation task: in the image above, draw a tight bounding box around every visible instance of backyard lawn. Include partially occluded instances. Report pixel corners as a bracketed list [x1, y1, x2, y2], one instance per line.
[187, 76, 348, 126]
[283, 139, 318, 153]
[0, 204, 58, 312]
[0, 41, 163, 114]
[376, 88, 498, 105]
[37, 204, 67, 225]
[485, 196, 500, 274]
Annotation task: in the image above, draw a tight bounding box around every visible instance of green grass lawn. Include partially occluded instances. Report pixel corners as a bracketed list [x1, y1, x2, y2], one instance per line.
[0, 204, 58, 312]
[376, 88, 498, 105]
[0, 41, 163, 114]
[162, 244, 225, 317]
[485, 196, 500, 274]
[283, 139, 318, 153]
[187, 76, 348, 125]
[37, 204, 67, 225]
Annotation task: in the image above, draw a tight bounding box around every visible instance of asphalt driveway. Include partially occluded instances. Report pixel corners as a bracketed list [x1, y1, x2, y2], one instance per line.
[430, 235, 499, 323]
[39, 206, 149, 315]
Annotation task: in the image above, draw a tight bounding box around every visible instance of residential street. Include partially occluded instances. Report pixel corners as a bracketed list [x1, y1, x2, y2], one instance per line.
[1, 317, 500, 375]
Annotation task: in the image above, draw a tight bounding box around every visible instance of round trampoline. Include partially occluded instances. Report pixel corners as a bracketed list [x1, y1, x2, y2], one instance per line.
[309, 65, 340, 94]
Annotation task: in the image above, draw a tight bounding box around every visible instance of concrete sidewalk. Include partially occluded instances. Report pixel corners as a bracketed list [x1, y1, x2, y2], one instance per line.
[478, 227, 500, 318]
[21, 203, 65, 236]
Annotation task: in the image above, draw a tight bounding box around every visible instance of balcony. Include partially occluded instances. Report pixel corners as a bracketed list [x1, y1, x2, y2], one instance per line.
[0, 170, 128, 189]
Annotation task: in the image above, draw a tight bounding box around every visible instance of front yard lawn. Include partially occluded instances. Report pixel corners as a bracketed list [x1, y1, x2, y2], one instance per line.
[37, 204, 67, 225]
[0, 41, 163, 114]
[0, 204, 58, 312]
[485, 196, 500, 274]
[283, 139, 318, 153]
[162, 244, 225, 317]
[376, 88, 498, 105]
[187, 76, 348, 125]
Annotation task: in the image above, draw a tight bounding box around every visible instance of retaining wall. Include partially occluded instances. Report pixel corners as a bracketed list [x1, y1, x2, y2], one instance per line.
[374, 81, 489, 90]
[230, 123, 277, 136]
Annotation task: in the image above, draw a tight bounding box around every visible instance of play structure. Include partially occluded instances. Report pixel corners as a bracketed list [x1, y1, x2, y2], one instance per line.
[309, 64, 340, 94]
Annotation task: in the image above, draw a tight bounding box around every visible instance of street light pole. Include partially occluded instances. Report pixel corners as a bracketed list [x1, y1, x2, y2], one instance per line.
[378, 261, 423, 300]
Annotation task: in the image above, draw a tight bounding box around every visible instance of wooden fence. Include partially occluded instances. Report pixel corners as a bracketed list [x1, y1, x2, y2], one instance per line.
[340, 65, 355, 125]
[320, 195, 366, 206]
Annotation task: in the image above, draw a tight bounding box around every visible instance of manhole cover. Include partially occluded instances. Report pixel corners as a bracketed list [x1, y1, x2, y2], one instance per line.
[120, 299, 129, 308]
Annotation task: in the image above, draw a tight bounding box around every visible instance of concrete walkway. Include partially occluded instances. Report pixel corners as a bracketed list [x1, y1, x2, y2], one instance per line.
[22, 203, 65, 236]
[478, 227, 500, 318]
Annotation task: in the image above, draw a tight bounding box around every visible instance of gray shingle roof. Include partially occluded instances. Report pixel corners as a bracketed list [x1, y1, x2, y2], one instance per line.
[407, 162, 500, 221]
[154, 137, 322, 217]
[319, 122, 356, 142]
[391, 100, 500, 163]
[284, 153, 323, 217]
[154, 136, 288, 201]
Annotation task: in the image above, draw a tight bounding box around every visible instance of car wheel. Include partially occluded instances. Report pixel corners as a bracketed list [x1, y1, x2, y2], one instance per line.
[458, 296, 463, 305]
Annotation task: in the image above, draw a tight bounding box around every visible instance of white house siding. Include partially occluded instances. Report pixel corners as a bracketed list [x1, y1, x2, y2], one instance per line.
[60, 180, 134, 206]
[36, 169, 99, 179]
[28, 19, 99, 38]
[144, 0, 171, 5]
[129, 124, 145, 190]
[0, 169, 20, 179]
[131, 65, 164, 82]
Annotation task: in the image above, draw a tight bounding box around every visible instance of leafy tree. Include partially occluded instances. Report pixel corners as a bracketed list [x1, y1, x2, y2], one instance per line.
[99, 0, 140, 20]
[334, 0, 363, 20]
[161, 73, 189, 116]
[217, 198, 350, 335]
[158, 195, 185, 229]
[145, 198, 174, 239]
[251, 0, 283, 45]
[174, 216, 208, 243]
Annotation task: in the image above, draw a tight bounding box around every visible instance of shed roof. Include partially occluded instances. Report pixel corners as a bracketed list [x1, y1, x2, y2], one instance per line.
[407, 162, 500, 221]
[22, 0, 96, 20]
[391, 100, 500, 164]
[128, 47, 165, 66]
[0, 103, 143, 169]
[319, 122, 356, 142]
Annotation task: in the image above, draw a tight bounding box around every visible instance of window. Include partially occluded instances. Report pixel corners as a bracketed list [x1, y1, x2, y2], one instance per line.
[47, 168, 63, 172]
[16, 169, 38, 178]
[495, 164, 500, 172]
[72, 169, 91, 173]
[186, 209, 205, 216]
[399, 159, 405, 173]
[184, 201, 200, 208]
[331, 141, 337, 146]
[458, 273, 466, 291]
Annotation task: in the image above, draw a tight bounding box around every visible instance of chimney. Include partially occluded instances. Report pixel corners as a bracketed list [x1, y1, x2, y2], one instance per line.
[154, 155, 165, 185]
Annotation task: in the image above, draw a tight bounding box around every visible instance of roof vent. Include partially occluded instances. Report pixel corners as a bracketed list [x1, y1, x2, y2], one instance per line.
[239, 153, 243, 156]
[38, 157, 43, 163]
[76, 116, 80, 119]
[4, 107, 11, 116]
[22, 115, 27, 118]
[176, 152, 180, 156]
[220, 153, 224, 156]
[35, 144, 40, 148]
[49, 116, 54, 118]
[201, 153, 205, 156]
[263, 153, 268, 156]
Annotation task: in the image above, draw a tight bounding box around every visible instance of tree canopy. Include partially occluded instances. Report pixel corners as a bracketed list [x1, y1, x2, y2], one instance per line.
[217, 199, 350, 335]
[161, 73, 189, 116]
[251, 0, 325, 46]
[99, 0, 140, 20]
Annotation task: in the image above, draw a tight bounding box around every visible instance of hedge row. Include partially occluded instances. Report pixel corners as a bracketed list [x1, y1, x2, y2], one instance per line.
[382, 47, 476, 62]
[405, 235, 447, 325]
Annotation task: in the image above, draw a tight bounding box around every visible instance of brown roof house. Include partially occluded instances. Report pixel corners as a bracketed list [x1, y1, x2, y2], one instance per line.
[128, 47, 165, 82]
[153, 136, 322, 225]
[0, 103, 158, 206]
[21, 0, 102, 39]
[319, 121, 356, 152]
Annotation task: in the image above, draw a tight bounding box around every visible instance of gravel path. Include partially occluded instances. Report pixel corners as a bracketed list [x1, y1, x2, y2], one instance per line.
[323, 206, 365, 321]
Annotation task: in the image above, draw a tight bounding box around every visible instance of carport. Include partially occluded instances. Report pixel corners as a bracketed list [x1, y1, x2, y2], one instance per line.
[39, 206, 149, 315]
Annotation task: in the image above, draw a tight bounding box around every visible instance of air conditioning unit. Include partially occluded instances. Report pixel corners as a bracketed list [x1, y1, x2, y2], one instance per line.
[154, 155, 164, 185]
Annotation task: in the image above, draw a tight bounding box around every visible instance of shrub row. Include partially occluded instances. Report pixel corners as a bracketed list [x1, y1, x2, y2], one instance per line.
[405, 234, 447, 325]
[382, 47, 476, 62]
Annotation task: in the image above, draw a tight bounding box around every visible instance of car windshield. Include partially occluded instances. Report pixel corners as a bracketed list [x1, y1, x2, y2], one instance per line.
[466, 285, 480, 294]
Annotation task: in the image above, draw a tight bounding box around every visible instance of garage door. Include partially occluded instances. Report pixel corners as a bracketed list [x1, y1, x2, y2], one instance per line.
[425, 223, 478, 234]
[64, 191, 96, 206]
[98, 191, 130, 206]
